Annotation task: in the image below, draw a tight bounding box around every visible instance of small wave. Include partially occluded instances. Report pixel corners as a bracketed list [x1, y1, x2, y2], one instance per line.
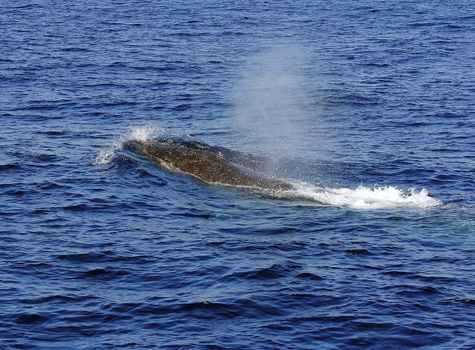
[14, 313, 49, 325]
[276, 183, 442, 210]
[79, 268, 129, 280]
[0, 163, 21, 171]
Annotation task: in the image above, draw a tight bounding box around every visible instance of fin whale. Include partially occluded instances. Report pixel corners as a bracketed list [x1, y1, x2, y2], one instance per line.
[123, 138, 294, 191]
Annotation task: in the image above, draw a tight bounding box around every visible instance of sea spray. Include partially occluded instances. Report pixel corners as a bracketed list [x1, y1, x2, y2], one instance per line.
[94, 125, 161, 166]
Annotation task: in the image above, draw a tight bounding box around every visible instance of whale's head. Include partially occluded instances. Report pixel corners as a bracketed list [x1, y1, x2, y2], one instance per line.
[123, 139, 173, 159]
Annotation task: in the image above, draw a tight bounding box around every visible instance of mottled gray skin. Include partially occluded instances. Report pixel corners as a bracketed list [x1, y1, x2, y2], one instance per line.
[124, 139, 293, 191]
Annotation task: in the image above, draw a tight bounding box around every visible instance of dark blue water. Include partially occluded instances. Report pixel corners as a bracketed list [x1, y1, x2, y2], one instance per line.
[1, 1, 475, 349]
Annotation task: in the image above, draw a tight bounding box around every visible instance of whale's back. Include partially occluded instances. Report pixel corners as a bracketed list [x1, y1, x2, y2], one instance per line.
[123, 139, 293, 190]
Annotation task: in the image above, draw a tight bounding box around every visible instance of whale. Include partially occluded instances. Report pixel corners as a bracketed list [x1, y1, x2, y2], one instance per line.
[123, 138, 294, 191]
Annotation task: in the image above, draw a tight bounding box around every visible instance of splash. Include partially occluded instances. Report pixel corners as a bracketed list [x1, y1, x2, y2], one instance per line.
[94, 125, 160, 166]
[277, 182, 442, 210]
[128, 125, 157, 142]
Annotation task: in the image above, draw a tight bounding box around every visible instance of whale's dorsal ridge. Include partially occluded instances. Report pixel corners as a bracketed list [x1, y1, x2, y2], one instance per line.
[123, 138, 293, 191]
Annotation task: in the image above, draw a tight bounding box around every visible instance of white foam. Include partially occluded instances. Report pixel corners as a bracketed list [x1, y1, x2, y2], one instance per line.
[94, 125, 160, 166]
[280, 182, 442, 210]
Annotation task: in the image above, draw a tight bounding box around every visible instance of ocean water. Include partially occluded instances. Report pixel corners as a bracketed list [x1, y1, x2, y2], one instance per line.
[1, 1, 475, 349]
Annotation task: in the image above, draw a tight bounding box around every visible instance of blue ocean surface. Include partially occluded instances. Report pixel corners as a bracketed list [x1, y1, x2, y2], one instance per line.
[1, 0, 474, 349]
